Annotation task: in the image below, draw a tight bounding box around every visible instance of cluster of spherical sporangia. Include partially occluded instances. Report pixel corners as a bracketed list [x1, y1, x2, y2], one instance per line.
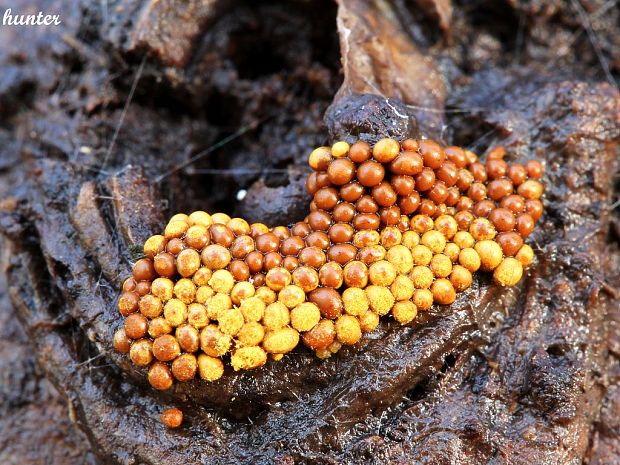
[113, 138, 543, 389]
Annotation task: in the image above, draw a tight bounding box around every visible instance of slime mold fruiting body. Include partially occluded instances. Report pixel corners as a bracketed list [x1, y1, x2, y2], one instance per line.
[114, 138, 544, 389]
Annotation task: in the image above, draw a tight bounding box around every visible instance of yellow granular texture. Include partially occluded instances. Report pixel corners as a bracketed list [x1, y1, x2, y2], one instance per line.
[163, 299, 187, 326]
[169, 213, 189, 223]
[458, 248, 481, 272]
[386, 245, 414, 274]
[188, 211, 213, 228]
[390, 275, 415, 301]
[391, 301, 417, 324]
[197, 354, 223, 381]
[177, 248, 201, 278]
[139, 294, 162, 318]
[410, 265, 434, 289]
[430, 254, 453, 278]
[443, 243, 460, 263]
[453, 231, 474, 249]
[421, 230, 446, 254]
[308, 146, 332, 170]
[173, 278, 196, 304]
[211, 212, 231, 224]
[199, 325, 231, 357]
[148, 317, 172, 338]
[164, 219, 188, 239]
[413, 289, 433, 311]
[185, 224, 209, 248]
[335, 315, 362, 345]
[368, 260, 397, 286]
[240, 296, 266, 322]
[290, 302, 321, 332]
[329, 341, 342, 354]
[359, 311, 380, 332]
[342, 287, 369, 316]
[262, 302, 290, 330]
[278, 285, 306, 309]
[411, 245, 433, 265]
[187, 303, 209, 328]
[231, 346, 267, 371]
[209, 269, 235, 294]
[401, 230, 420, 249]
[262, 327, 300, 354]
[474, 240, 503, 271]
[217, 308, 244, 336]
[365, 285, 395, 316]
[228, 217, 250, 234]
[255, 286, 277, 304]
[206, 293, 232, 319]
[231, 281, 255, 305]
[237, 322, 265, 346]
[195, 285, 215, 304]
[193, 267, 213, 287]
[331, 141, 350, 158]
[515, 244, 534, 266]
[143, 235, 165, 258]
[151, 278, 174, 301]
[493, 257, 523, 286]
[201, 244, 232, 270]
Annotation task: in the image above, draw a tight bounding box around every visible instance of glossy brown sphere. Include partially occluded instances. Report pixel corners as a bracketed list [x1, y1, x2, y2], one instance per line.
[340, 182, 364, 202]
[357, 161, 385, 187]
[319, 262, 344, 288]
[256, 233, 280, 253]
[525, 160, 543, 178]
[487, 179, 513, 200]
[486, 159, 507, 179]
[516, 213, 535, 238]
[489, 208, 516, 232]
[414, 168, 435, 191]
[328, 158, 356, 185]
[133, 258, 156, 281]
[309, 288, 344, 319]
[348, 141, 371, 163]
[392, 175, 416, 196]
[500, 194, 525, 214]
[525, 199, 544, 221]
[496, 231, 524, 256]
[372, 182, 398, 207]
[306, 231, 330, 250]
[390, 152, 423, 176]
[419, 140, 445, 169]
[210, 224, 235, 247]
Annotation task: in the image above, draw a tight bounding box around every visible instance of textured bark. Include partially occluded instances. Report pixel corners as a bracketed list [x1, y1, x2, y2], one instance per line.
[0, 0, 619, 464]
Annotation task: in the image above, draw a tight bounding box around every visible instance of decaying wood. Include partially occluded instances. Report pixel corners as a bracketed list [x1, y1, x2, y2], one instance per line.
[0, 0, 619, 464]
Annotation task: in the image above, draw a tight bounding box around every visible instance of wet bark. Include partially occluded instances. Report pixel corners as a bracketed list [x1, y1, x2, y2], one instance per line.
[0, 0, 619, 464]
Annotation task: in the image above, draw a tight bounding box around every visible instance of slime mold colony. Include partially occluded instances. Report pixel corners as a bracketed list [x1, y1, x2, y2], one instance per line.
[113, 138, 544, 389]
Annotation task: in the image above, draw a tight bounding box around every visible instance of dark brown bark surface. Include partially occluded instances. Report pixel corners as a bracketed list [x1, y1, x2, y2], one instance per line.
[0, 1, 619, 464]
